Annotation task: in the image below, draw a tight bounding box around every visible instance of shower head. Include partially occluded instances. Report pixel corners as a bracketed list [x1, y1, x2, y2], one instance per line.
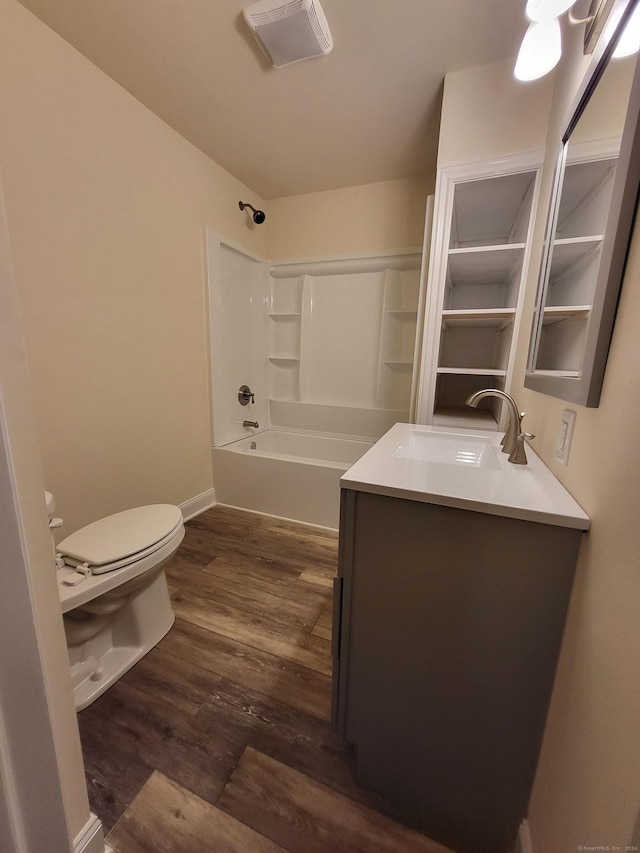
[239, 201, 266, 224]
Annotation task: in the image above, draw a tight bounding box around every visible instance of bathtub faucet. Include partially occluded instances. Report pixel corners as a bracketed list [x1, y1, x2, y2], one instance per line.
[243, 420, 259, 429]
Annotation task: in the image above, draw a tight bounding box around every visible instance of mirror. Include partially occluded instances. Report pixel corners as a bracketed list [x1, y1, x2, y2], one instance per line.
[525, 0, 640, 406]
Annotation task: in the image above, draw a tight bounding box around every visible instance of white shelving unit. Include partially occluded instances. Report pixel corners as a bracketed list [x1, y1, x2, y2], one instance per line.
[533, 155, 616, 375]
[417, 157, 541, 429]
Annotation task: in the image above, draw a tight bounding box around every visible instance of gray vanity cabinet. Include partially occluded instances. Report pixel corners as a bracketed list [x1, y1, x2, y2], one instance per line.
[332, 487, 583, 853]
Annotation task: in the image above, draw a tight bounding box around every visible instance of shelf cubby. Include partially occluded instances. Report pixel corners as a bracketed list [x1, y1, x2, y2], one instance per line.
[555, 158, 616, 239]
[535, 315, 588, 374]
[433, 372, 506, 429]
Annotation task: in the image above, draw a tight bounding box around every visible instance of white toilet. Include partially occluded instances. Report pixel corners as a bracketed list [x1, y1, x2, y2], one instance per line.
[47, 493, 185, 711]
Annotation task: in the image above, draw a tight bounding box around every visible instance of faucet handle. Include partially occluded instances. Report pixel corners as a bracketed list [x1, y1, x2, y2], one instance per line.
[508, 431, 535, 465]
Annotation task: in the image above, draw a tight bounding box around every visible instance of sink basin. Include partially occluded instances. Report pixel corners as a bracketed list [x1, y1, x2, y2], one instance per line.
[393, 429, 500, 469]
[340, 422, 590, 530]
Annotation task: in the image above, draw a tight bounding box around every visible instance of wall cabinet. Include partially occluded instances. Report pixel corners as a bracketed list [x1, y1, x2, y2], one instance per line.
[417, 158, 541, 429]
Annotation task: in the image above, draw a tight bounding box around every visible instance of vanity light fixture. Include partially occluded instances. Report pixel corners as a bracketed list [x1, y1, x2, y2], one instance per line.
[516, 0, 640, 80]
[613, 0, 640, 54]
[515, 17, 563, 80]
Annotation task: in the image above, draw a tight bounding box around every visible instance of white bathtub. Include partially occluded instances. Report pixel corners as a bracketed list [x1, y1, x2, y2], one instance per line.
[212, 429, 374, 529]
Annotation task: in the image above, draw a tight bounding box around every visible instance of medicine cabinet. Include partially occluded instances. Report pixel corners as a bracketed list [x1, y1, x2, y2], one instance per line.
[417, 156, 541, 429]
[525, 0, 640, 406]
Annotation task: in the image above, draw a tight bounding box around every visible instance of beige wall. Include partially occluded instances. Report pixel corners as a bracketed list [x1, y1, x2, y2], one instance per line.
[438, 58, 555, 168]
[511, 21, 640, 851]
[267, 176, 433, 261]
[0, 0, 269, 535]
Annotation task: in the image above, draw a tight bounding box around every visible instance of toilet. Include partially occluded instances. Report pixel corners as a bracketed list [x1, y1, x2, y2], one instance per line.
[47, 493, 185, 711]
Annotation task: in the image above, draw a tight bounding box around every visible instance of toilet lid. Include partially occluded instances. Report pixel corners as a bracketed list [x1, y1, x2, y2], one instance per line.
[56, 504, 183, 568]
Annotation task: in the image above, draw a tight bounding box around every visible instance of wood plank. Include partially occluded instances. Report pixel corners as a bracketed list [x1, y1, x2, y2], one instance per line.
[171, 589, 333, 677]
[217, 748, 454, 853]
[180, 565, 324, 632]
[108, 771, 285, 853]
[189, 507, 338, 570]
[299, 567, 335, 589]
[202, 555, 332, 610]
[195, 677, 416, 820]
[77, 689, 154, 833]
[160, 619, 332, 721]
[311, 609, 332, 640]
[120, 639, 224, 717]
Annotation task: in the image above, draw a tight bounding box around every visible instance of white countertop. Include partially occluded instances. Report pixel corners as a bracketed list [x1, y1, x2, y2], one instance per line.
[340, 423, 590, 530]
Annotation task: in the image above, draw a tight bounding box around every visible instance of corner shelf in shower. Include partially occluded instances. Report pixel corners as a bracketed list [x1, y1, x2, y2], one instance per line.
[268, 356, 300, 362]
[268, 312, 301, 318]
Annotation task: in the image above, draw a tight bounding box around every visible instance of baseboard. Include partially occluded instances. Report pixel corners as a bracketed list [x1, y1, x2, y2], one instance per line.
[179, 488, 216, 521]
[515, 819, 533, 853]
[73, 813, 105, 853]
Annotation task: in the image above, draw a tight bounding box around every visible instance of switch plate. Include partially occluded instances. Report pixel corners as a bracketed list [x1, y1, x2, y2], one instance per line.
[555, 409, 576, 465]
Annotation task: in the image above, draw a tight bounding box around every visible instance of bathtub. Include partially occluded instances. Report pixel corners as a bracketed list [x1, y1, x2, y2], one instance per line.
[212, 429, 375, 529]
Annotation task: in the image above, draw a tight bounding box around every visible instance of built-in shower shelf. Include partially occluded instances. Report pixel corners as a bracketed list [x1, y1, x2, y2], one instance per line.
[388, 310, 418, 318]
[269, 355, 300, 363]
[269, 312, 301, 318]
[382, 360, 413, 367]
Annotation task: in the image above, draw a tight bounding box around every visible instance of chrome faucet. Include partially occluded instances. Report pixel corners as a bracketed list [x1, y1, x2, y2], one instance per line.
[465, 389, 534, 465]
[243, 420, 259, 429]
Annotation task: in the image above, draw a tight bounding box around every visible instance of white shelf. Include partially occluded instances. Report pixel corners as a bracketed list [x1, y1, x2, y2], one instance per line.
[542, 305, 591, 322]
[437, 367, 507, 376]
[550, 236, 602, 276]
[442, 308, 516, 321]
[268, 355, 300, 363]
[531, 369, 581, 377]
[448, 245, 525, 286]
[383, 360, 413, 367]
[269, 312, 301, 318]
[432, 407, 498, 430]
[388, 310, 418, 318]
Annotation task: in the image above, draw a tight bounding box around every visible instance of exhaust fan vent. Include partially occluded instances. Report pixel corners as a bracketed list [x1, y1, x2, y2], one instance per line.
[243, 0, 333, 68]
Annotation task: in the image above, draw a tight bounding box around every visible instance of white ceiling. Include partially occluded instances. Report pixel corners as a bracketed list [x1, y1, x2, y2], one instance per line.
[17, 0, 526, 199]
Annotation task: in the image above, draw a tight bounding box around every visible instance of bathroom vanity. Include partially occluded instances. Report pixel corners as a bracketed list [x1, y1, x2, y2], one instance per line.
[332, 423, 589, 853]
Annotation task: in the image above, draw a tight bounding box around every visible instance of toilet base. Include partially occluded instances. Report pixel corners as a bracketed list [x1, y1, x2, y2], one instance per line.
[67, 568, 175, 711]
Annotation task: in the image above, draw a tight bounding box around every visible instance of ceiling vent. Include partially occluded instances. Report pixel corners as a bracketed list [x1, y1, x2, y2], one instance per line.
[243, 0, 333, 68]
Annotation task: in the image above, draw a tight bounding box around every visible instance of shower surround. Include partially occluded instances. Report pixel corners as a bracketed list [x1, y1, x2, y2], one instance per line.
[207, 230, 423, 527]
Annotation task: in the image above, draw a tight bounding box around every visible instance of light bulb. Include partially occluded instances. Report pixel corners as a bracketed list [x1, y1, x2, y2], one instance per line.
[526, 0, 576, 22]
[515, 18, 562, 81]
[613, 2, 640, 57]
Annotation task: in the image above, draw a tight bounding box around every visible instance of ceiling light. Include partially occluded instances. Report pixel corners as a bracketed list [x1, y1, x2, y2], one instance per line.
[526, 0, 577, 22]
[613, 1, 640, 56]
[515, 18, 563, 80]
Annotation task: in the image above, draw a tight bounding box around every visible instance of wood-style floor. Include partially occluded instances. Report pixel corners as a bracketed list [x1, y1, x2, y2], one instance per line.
[78, 506, 453, 853]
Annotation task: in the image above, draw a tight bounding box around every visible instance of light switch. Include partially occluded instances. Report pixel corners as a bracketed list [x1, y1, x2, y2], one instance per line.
[555, 409, 576, 465]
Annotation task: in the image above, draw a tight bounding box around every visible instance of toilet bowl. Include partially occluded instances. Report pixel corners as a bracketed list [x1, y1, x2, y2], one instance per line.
[48, 494, 185, 711]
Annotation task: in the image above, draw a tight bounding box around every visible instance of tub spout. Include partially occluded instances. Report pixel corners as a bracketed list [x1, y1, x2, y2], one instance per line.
[243, 420, 259, 429]
[465, 388, 534, 464]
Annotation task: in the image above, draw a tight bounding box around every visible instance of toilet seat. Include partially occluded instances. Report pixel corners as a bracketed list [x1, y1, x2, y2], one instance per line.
[57, 504, 183, 574]
[56, 505, 185, 614]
